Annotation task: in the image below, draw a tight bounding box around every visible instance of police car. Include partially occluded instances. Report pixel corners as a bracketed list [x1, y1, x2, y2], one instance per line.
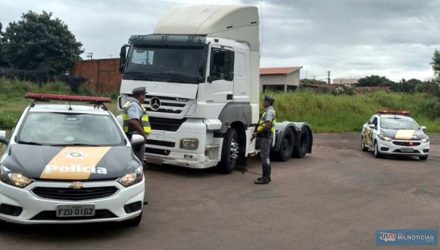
[0, 93, 145, 226]
[361, 111, 430, 160]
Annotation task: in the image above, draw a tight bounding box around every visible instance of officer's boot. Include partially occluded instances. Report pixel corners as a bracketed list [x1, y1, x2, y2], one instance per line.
[267, 165, 271, 182]
[255, 167, 269, 184]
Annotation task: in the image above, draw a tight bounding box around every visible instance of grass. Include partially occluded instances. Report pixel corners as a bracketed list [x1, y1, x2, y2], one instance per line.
[270, 90, 440, 133]
[0, 77, 118, 130]
[0, 77, 439, 134]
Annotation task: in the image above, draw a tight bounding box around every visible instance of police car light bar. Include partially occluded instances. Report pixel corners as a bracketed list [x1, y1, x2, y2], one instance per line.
[25, 92, 112, 104]
[378, 110, 411, 116]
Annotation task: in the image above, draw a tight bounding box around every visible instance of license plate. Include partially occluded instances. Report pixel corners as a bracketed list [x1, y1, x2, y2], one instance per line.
[56, 205, 95, 217]
[401, 148, 414, 153]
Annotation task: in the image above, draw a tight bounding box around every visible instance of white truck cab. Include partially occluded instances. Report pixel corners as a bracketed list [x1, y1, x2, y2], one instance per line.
[118, 5, 313, 173]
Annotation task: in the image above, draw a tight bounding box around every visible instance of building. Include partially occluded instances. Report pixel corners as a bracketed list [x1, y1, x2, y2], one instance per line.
[71, 59, 302, 94]
[70, 58, 121, 93]
[332, 78, 359, 86]
[260, 67, 302, 92]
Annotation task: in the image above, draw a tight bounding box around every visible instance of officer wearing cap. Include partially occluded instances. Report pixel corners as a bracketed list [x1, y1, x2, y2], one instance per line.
[251, 95, 276, 184]
[122, 87, 151, 161]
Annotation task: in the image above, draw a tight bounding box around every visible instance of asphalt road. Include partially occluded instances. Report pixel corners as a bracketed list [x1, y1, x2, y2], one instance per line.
[1, 133, 440, 250]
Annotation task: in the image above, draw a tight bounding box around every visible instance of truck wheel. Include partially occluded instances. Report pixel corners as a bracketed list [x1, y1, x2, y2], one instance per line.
[124, 212, 142, 227]
[293, 127, 310, 158]
[274, 128, 295, 161]
[218, 128, 239, 174]
[419, 155, 428, 161]
[361, 136, 368, 152]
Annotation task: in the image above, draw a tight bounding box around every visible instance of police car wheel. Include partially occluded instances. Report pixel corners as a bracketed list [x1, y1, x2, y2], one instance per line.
[419, 155, 428, 161]
[361, 137, 368, 152]
[374, 141, 382, 158]
[218, 128, 239, 174]
[124, 212, 142, 227]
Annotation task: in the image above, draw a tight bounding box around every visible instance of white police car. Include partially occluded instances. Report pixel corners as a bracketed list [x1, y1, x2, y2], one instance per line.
[0, 93, 145, 226]
[361, 111, 430, 160]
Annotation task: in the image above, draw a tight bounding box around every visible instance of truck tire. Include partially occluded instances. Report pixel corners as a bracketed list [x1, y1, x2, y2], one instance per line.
[293, 127, 310, 158]
[273, 128, 295, 161]
[218, 128, 239, 174]
[419, 155, 428, 161]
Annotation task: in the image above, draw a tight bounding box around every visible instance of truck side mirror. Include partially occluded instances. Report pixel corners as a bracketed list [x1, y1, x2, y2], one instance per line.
[368, 124, 376, 129]
[421, 126, 427, 131]
[207, 75, 213, 83]
[119, 45, 129, 73]
[0, 130, 9, 145]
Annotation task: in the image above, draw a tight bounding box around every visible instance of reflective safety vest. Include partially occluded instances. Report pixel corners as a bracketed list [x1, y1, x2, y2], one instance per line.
[257, 110, 276, 135]
[122, 101, 152, 135]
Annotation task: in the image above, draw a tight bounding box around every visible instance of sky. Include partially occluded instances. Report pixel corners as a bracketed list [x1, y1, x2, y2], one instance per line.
[1, 0, 439, 81]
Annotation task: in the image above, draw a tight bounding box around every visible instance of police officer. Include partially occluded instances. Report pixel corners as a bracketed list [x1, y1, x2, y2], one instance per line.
[252, 96, 276, 184]
[122, 87, 152, 161]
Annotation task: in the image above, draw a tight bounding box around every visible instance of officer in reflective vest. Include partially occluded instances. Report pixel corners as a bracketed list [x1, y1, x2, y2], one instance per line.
[252, 96, 276, 184]
[122, 87, 151, 161]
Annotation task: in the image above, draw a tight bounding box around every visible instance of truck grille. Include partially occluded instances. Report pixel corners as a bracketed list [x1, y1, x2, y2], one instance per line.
[146, 139, 176, 148]
[145, 96, 188, 114]
[32, 186, 118, 201]
[149, 117, 186, 132]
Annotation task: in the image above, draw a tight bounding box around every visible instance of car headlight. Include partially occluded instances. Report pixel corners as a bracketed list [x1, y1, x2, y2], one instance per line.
[378, 134, 392, 142]
[118, 166, 143, 187]
[421, 137, 430, 143]
[180, 138, 199, 150]
[0, 165, 33, 188]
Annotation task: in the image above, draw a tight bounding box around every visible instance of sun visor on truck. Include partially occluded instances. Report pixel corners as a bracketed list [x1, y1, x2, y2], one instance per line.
[128, 34, 206, 48]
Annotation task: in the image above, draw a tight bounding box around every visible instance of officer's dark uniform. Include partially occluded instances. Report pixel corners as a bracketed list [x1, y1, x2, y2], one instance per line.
[255, 96, 276, 184]
[122, 87, 151, 161]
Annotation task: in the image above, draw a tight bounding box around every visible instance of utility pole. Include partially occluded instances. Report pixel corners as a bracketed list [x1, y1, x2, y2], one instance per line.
[87, 52, 93, 60]
[327, 70, 331, 84]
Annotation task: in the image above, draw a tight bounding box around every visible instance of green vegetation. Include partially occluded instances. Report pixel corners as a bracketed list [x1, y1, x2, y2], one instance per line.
[0, 78, 116, 130]
[0, 78, 439, 134]
[268, 91, 440, 133]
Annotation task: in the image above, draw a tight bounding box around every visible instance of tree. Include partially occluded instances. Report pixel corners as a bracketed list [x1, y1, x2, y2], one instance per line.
[433, 50, 440, 78]
[357, 75, 394, 87]
[0, 21, 5, 66]
[300, 79, 327, 85]
[2, 11, 83, 74]
[391, 78, 422, 93]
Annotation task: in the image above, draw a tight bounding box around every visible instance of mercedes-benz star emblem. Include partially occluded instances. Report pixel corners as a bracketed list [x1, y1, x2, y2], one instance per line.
[150, 97, 161, 111]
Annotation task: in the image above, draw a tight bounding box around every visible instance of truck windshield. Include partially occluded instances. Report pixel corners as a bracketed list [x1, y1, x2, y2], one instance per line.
[124, 46, 207, 84]
[16, 112, 125, 146]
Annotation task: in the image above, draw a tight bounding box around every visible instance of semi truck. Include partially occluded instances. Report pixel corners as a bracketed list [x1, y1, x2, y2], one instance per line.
[117, 5, 313, 173]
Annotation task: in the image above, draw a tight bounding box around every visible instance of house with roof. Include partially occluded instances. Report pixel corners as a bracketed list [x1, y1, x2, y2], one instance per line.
[260, 67, 302, 92]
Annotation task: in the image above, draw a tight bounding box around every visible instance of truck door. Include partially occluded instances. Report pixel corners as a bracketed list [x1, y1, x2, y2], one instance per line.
[200, 46, 235, 103]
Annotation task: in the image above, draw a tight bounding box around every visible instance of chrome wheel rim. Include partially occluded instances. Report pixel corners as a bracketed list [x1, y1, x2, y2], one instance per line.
[230, 138, 239, 161]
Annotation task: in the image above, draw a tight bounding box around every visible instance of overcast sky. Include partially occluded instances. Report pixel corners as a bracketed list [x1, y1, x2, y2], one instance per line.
[1, 0, 439, 81]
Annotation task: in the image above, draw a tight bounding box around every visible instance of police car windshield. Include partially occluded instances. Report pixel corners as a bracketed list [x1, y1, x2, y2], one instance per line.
[16, 112, 125, 146]
[380, 116, 420, 130]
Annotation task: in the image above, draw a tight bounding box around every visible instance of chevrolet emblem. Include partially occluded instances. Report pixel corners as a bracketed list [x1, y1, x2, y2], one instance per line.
[70, 181, 83, 190]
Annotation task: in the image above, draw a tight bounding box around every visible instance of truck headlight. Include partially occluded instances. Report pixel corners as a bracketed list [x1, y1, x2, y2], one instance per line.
[180, 138, 199, 150]
[118, 166, 143, 187]
[0, 165, 33, 188]
[378, 134, 392, 142]
[421, 137, 430, 143]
